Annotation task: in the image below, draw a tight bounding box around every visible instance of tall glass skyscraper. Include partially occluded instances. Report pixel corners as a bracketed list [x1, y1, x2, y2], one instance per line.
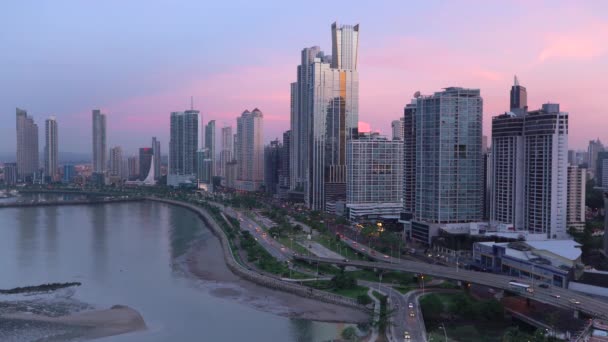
[414, 87, 484, 223]
[44, 117, 58, 182]
[16, 108, 39, 180]
[152, 137, 161, 180]
[92, 109, 107, 173]
[300, 22, 360, 212]
[204, 120, 216, 181]
[169, 110, 199, 186]
[235, 108, 264, 191]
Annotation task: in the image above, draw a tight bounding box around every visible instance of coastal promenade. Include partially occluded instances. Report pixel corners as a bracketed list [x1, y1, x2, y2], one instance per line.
[145, 197, 370, 313]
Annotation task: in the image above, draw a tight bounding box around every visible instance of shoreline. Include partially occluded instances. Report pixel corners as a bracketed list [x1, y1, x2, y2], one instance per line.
[182, 219, 369, 324]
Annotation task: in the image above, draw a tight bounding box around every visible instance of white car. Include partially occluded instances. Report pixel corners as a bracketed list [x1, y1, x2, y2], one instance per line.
[408, 302, 414, 308]
[404, 331, 411, 339]
[552, 294, 561, 299]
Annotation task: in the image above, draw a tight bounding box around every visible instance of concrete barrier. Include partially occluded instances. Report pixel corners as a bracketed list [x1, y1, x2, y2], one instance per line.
[147, 197, 369, 312]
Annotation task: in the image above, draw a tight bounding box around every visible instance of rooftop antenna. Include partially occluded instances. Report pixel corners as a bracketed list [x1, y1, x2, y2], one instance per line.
[514, 75, 519, 86]
[190, 96, 194, 110]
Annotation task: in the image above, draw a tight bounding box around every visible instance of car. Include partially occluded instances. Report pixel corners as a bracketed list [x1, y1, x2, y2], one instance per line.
[383, 255, 389, 258]
[408, 302, 414, 308]
[570, 299, 581, 305]
[409, 311, 415, 317]
[404, 331, 411, 339]
[343, 259, 350, 262]
[371, 251, 376, 256]
[539, 284, 549, 289]
[552, 294, 561, 299]
[361, 248, 366, 251]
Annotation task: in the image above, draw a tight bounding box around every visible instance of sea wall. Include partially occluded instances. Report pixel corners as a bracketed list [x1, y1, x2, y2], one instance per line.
[147, 197, 369, 312]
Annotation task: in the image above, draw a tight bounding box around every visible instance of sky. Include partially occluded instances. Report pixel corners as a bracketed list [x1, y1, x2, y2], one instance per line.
[1, 0, 607, 156]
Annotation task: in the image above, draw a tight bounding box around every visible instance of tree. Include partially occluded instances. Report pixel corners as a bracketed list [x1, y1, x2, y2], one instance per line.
[356, 294, 372, 305]
[341, 326, 357, 341]
[420, 294, 443, 320]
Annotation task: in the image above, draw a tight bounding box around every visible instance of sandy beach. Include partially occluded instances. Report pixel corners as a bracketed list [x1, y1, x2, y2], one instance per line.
[184, 235, 370, 324]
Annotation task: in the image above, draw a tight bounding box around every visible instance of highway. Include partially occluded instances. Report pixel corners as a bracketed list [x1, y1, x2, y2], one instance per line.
[294, 254, 608, 321]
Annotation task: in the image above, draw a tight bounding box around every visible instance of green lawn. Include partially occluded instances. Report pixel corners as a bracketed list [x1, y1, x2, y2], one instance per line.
[304, 280, 369, 300]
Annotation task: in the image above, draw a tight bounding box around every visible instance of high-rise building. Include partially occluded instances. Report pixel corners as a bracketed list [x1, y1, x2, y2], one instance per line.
[62, 164, 75, 184]
[109, 146, 123, 179]
[204, 120, 216, 180]
[588, 139, 604, 178]
[235, 108, 264, 191]
[219, 126, 233, 179]
[169, 110, 199, 186]
[391, 118, 405, 140]
[403, 88, 483, 244]
[291, 47, 325, 194]
[402, 102, 417, 222]
[3, 163, 18, 185]
[491, 79, 568, 239]
[299, 22, 359, 212]
[225, 160, 237, 189]
[567, 165, 586, 231]
[92, 109, 107, 173]
[346, 132, 403, 221]
[568, 150, 577, 165]
[127, 156, 139, 180]
[196, 149, 212, 183]
[510, 75, 528, 115]
[16, 108, 39, 180]
[596, 151, 608, 188]
[264, 139, 282, 195]
[44, 117, 58, 182]
[152, 137, 161, 180]
[139, 148, 153, 181]
[279, 130, 291, 198]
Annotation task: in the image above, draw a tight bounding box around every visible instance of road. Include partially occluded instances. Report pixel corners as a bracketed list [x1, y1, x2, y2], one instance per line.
[294, 255, 608, 321]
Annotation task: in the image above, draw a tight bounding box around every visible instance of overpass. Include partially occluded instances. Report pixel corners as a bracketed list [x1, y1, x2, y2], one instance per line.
[293, 254, 608, 320]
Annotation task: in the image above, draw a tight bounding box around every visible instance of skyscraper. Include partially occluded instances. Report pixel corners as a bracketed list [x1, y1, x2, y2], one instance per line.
[152, 137, 161, 180]
[588, 139, 604, 177]
[92, 109, 107, 173]
[139, 148, 153, 181]
[3, 163, 18, 185]
[510, 75, 528, 115]
[567, 165, 586, 231]
[219, 126, 233, 179]
[235, 108, 264, 191]
[279, 130, 291, 199]
[16, 108, 39, 180]
[204, 120, 216, 180]
[264, 139, 282, 195]
[127, 156, 139, 180]
[291, 47, 324, 194]
[391, 118, 405, 140]
[109, 146, 123, 179]
[44, 117, 58, 182]
[346, 132, 403, 221]
[403, 88, 483, 244]
[169, 110, 199, 186]
[491, 79, 569, 239]
[303, 22, 359, 211]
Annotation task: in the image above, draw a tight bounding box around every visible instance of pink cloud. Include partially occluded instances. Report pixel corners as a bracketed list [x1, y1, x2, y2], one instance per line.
[358, 121, 371, 132]
[538, 22, 608, 62]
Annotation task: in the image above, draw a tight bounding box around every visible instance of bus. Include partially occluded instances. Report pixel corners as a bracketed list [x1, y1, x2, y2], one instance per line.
[509, 281, 534, 293]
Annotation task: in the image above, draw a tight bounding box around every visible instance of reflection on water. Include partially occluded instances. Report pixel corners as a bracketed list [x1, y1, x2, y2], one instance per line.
[0, 200, 347, 342]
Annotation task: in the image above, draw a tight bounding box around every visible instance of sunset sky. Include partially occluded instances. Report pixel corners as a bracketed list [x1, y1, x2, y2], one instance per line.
[1, 0, 607, 155]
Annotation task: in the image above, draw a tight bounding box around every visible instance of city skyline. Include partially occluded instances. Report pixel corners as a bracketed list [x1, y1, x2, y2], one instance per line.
[1, 1, 607, 155]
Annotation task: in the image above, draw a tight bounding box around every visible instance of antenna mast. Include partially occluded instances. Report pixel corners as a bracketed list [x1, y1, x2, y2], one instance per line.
[190, 96, 194, 110]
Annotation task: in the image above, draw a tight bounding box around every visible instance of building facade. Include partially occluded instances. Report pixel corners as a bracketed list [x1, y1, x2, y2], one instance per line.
[92, 109, 107, 173]
[219, 126, 233, 179]
[235, 108, 264, 191]
[204, 120, 216, 180]
[391, 118, 404, 140]
[152, 137, 161, 180]
[279, 130, 291, 199]
[62, 164, 75, 184]
[346, 132, 403, 221]
[588, 139, 604, 178]
[139, 148, 153, 181]
[16, 108, 39, 180]
[3, 163, 18, 185]
[307, 23, 359, 212]
[264, 139, 282, 195]
[109, 146, 123, 179]
[44, 117, 58, 182]
[169, 110, 199, 186]
[127, 156, 139, 180]
[567, 165, 586, 231]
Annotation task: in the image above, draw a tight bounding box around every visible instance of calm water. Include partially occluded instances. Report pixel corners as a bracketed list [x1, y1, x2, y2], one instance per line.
[0, 200, 346, 341]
